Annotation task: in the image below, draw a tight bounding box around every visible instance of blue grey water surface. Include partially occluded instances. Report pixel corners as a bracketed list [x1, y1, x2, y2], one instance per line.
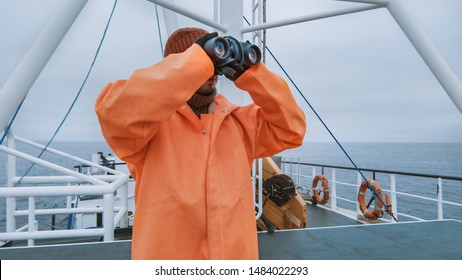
[1, 141, 461, 231]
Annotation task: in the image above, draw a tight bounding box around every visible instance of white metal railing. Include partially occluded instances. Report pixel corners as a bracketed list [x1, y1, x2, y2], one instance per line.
[0, 132, 130, 246]
[252, 158, 263, 220]
[282, 157, 462, 223]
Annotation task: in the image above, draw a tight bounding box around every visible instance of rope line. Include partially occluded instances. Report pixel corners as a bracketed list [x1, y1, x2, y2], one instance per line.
[242, 17, 395, 220]
[15, 0, 119, 185]
[243, 16, 367, 182]
[0, 99, 25, 145]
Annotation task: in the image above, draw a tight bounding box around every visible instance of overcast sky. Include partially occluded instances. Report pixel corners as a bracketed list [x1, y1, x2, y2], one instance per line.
[1, 0, 461, 143]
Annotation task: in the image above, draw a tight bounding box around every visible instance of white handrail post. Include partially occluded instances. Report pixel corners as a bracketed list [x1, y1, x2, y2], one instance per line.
[66, 194, 73, 229]
[437, 177, 443, 220]
[297, 157, 301, 188]
[6, 131, 16, 232]
[331, 168, 337, 211]
[390, 174, 398, 223]
[252, 159, 256, 202]
[356, 172, 362, 218]
[310, 166, 316, 198]
[252, 158, 263, 220]
[119, 182, 129, 228]
[256, 158, 263, 220]
[103, 193, 114, 241]
[28, 197, 36, 246]
[290, 157, 294, 176]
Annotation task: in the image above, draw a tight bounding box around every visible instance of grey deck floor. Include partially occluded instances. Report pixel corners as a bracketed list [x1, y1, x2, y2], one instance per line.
[258, 219, 462, 259]
[304, 202, 362, 228]
[1, 204, 461, 260]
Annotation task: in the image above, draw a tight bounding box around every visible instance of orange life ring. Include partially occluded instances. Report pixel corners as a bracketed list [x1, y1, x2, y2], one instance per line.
[311, 174, 329, 205]
[357, 179, 384, 220]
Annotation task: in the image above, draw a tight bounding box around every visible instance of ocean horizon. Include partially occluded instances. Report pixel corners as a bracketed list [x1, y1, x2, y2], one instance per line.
[1, 141, 461, 231]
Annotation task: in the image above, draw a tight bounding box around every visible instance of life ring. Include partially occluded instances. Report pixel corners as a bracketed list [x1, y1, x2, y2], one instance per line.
[311, 174, 329, 205]
[357, 179, 384, 220]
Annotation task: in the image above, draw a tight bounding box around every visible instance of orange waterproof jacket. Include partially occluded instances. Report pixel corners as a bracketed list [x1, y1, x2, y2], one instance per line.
[95, 44, 306, 259]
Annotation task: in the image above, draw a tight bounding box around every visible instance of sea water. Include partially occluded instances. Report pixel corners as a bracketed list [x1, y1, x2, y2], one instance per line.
[0, 141, 461, 231]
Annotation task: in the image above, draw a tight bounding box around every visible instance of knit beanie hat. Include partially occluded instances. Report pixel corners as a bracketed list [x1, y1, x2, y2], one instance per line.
[164, 27, 209, 58]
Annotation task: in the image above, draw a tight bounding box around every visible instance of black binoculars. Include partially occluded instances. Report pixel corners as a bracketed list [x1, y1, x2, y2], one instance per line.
[202, 36, 262, 80]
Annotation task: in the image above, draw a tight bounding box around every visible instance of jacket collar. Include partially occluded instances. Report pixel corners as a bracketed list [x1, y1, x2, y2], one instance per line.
[213, 94, 239, 115]
[177, 94, 238, 117]
[176, 94, 239, 133]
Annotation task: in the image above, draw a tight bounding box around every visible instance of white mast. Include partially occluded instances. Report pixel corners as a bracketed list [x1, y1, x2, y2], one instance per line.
[338, 0, 462, 114]
[1, 0, 460, 134]
[386, 0, 462, 114]
[0, 0, 88, 133]
[148, 0, 243, 103]
[218, 0, 245, 104]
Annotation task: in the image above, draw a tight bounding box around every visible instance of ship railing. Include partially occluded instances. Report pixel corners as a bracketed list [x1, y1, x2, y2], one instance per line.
[0, 133, 130, 246]
[281, 157, 462, 223]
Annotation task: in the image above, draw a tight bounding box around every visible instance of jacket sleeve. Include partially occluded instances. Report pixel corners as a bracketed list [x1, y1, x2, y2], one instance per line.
[233, 62, 306, 158]
[95, 44, 214, 166]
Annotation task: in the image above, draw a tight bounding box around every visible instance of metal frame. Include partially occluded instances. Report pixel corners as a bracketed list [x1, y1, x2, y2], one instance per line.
[0, 131, 130, 246]
[0, 0, 89, 132]
[283, 158, 462, 223]
[1, 0, 461, 131]
[1, 0, 461, 246]
[150, 0, 462, 112]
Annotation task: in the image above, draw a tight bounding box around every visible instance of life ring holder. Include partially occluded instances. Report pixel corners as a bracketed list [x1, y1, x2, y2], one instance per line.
[311, 174, 329, 205]
[357, 179, 385, 220]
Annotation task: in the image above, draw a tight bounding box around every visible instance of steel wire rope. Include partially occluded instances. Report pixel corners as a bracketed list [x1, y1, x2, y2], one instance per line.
[243, 17, 396, 220]
[0, 99, 25, 145]
[15, 0, 119, 186]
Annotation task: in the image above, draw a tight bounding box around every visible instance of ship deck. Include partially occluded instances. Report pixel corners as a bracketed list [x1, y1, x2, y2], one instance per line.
[259, 219, 462, 259]
[1, 204, 461, 260]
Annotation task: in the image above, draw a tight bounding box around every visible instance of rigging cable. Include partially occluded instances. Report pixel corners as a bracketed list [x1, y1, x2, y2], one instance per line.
[15, 0, 119, 185]
[0, 99, 24, 145]
[243, 17, 396, 221]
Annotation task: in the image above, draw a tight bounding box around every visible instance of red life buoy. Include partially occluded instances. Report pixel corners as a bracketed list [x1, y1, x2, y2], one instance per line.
[312, 174, 329, 205]
[357, 179, 384, 220]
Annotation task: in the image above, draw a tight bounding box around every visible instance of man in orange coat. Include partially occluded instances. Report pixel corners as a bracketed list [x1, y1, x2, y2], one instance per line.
[95, 27, 306, 259]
